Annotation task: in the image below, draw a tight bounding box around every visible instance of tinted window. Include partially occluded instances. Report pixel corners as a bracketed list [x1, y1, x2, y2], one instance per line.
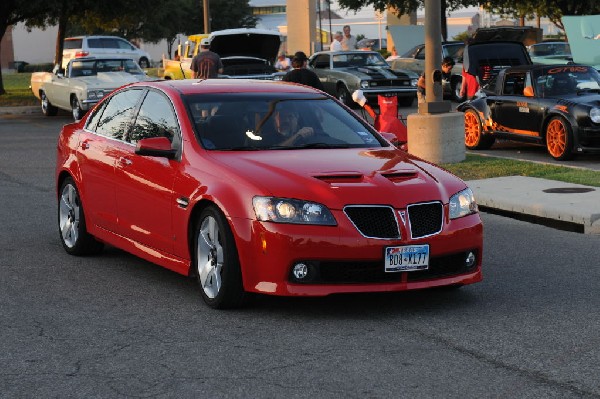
[87, 38, 103, 48]
[129, 91, 178, 144]
[102, 39, 120, 49]
[503, 72, 526, 96]
[401, 45, 422, 58]
[64, 39, 83, 49]
[94, 89, 143, 140]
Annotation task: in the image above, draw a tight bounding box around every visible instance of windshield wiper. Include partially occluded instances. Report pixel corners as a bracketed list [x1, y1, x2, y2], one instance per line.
[577, 88, 600, 95]
[296, 143, 351, 149]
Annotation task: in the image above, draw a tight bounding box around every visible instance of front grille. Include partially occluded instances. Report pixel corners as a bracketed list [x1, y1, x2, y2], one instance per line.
[407, 202, 443, 239]
[344, 206, 400, 239]
[370, 79, 410, 87]
[290, 251, 477, 284]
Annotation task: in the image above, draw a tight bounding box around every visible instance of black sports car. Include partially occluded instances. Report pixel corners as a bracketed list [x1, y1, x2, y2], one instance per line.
[457, 64, 600, 160]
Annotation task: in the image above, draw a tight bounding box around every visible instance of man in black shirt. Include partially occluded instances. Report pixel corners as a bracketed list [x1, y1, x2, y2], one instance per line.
[282, 51, 325, 91]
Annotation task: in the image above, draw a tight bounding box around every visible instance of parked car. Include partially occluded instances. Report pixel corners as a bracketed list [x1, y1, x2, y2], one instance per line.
[31, 57, 151, 120]
[63, 36, 152, 69]
[387, 42, 465, 101]
[458, 64, 600, 160]
[308, 50, 418, 107]
[161, 29, 286, 80]
[527, 42, 573, 65]
[56, 79, 483, 309]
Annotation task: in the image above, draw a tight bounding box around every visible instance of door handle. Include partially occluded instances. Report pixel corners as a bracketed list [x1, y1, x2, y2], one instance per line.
[118, 157, 132, 166]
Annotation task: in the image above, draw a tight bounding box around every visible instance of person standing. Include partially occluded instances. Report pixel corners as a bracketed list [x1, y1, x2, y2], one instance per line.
[282, 51, 325, 91]
[386, 47, 400, 61]
[190, 38, 223, 79]
[330, 32, 343, 52]
[341, 25, 357, 51]
[275, 53, 292, 71]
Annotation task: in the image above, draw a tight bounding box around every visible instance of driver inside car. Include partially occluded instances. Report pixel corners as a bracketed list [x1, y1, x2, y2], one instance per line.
[261, 107, 315, 146]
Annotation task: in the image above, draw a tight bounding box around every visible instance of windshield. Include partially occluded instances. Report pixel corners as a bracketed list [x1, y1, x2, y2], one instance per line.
[70, 59, 145, 77]
[184, 93, 385, 150]
[333, 52, 389, 68]
[533, 66, 600, 98]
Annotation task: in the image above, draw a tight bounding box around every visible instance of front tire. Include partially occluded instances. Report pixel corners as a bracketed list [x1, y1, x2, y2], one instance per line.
[193, 206, 245, 309]
[71, 96, 84, 121]
[58, 177, 104, 255]
[545, 116, 574, 161]
[336, 84, 352, 107]
[464, 109, 495, 150]
[41, 91, 58, 117]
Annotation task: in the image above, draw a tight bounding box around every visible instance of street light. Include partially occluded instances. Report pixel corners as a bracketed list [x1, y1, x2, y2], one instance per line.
[375, 10, 384, 50]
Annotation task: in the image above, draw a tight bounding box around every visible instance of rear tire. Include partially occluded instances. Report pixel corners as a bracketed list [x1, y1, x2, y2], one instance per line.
[41, 91, 58, 117]
[193, 206, 246, 309]
[464, 109, 495, 150]
[545, 116, 574, 161]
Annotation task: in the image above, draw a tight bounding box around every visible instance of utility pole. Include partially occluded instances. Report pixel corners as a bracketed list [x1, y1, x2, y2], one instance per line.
[203, 0, 211, 34]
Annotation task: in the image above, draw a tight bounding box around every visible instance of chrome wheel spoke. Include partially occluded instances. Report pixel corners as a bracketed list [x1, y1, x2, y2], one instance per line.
[197, 215, 223, 299]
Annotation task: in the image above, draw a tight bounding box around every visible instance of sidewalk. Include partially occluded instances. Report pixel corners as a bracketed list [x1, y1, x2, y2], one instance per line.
[468, 176, 600, 235]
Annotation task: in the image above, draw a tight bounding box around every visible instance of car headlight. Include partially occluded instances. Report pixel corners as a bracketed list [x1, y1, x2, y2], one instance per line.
[590, 107, 600, 123]
[253, 196, 337, 225]
[411, 78, 419, 87]
[449, 188, 478, 219]
[87, 90, 104, 100]
[360, 80, 370, 89]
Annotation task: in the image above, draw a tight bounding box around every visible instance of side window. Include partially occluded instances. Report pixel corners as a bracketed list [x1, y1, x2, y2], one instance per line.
[95, 89, 143, 140]
[415, 47, 426, 60]
[117, 39, 134, 50]
[87, 38, 102, 49]
[85, 101, 108, 131]
[503, 73, 526, 96]
[103, 39, 120, 49]
[311, 54, 330, 69]
[128, 91, 179, 144]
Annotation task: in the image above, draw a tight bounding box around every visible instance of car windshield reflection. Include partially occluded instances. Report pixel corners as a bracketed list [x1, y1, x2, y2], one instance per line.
[185, 94, 385, 150]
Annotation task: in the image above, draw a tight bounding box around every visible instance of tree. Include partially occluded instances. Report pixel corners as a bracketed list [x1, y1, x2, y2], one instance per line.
[337, 0, 480, 41]
[483, 0, 600, 31]
[0, 1, 53, 94]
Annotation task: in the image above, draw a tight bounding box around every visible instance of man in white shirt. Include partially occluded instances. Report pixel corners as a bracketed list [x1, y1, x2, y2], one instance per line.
[330, 32, 343, 51]
[275, 53, 291, 71]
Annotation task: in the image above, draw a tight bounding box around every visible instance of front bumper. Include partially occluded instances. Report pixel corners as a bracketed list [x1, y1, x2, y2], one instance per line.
[232, 210, 483, 297]
[575, 125, 600, 153]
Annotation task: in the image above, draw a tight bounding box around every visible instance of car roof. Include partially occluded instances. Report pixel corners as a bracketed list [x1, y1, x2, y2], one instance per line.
[65, 35, 128, 40]
[132, 79, 326, 96]
[311, 50, 381, 56]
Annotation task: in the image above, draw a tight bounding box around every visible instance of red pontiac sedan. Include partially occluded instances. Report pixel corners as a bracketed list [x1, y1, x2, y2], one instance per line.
[56, 79, 483, 309]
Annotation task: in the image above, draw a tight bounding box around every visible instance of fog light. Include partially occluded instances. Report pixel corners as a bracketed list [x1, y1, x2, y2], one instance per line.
[292, 263, 309, 280]
[465, 251, 476, 268]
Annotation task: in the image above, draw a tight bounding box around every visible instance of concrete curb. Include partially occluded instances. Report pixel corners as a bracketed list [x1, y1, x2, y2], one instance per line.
[468, 176, 600, 235]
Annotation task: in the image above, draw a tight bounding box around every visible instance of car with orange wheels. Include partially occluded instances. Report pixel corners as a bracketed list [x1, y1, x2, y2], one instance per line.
[458, 64, 600, 160]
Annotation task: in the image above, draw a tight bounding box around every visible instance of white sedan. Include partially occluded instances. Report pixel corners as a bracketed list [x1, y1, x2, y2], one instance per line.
[31, 57, 151, 120]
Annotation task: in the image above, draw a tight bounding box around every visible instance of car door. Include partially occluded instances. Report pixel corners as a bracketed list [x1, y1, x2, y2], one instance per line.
[115, 38, 139, 60]
[114, 89, 179, 254]
[77, 88, 145, 232]
[493, 71, 543, 137]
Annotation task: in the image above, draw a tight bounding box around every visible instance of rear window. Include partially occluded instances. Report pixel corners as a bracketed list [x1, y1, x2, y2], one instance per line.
[63, 39, 83, 49]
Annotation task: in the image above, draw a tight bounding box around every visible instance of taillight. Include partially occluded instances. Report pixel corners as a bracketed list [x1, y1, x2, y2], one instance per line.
[75, 51, 89, 58]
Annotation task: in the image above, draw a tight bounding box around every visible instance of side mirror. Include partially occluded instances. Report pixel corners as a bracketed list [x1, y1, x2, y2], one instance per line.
[135, 137, 177, 159]
[523, 86, 534, 97]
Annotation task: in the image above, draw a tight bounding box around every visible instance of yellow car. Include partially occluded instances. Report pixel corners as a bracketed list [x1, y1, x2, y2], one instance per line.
[161, 29, 285, 81]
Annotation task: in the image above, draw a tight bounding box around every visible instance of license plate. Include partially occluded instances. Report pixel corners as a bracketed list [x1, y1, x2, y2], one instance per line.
[384, 244, 429, 272]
